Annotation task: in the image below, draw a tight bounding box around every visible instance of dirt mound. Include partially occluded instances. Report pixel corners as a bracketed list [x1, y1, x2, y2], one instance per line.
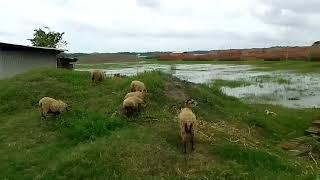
[164, 79, 188, 101]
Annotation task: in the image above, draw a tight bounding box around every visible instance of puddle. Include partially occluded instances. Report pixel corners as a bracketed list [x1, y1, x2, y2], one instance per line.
[76, 63, 320, 109]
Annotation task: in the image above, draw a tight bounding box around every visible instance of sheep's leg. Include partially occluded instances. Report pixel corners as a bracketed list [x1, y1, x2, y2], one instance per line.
[40, 108, 44, 118]
[56, 112, 62, 119]
[125, 107, 133, 117]
[42, 111, 47, 120]
[41, 112, 46, 120]
[183, 141, 187, 153]
[132, 107, 140, 117]
[133, 109, 138, 117]
[191, 134, 195, 151]
[126, 108, 131, 117]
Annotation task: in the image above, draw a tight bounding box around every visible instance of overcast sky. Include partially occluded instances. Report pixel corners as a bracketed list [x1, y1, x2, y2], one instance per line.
[0, 0, 319, 52]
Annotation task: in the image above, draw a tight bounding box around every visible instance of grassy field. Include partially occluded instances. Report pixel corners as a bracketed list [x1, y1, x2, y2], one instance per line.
[0, 68, 319, 179]
[74, 53, 138, 64]
[77, 60, 320, 73]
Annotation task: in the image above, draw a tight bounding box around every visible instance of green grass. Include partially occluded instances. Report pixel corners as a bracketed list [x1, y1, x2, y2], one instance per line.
[0, 68, 319, 179]
[212, 79, 251, 88]
[276, 78, 291, 84]
[210, 144, 307, 179]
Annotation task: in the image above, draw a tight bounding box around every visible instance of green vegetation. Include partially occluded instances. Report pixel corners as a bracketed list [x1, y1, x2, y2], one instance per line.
[276, 78, 291, 84]
[210, 144, 305, 179]
[212, 79, 251, 88]
[253, 75, 291, 85]
[0, 69, 319, 179]
[28, 27, 67, 48]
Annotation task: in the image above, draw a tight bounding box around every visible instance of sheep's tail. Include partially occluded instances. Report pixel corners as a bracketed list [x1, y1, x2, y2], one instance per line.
[184, 123, 193, 134]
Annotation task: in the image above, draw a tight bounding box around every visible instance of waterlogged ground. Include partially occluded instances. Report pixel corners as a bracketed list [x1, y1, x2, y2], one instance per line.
[76, 63, 320, 108]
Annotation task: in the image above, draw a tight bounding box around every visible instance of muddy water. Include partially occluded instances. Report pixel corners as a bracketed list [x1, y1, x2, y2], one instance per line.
[76, 63, 320, 108]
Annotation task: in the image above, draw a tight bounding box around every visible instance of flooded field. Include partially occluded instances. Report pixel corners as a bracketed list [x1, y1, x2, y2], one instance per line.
[76, 63, 320, 108]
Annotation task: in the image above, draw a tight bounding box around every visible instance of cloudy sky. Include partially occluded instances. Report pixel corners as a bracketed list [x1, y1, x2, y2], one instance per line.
[0, 0, 319, 52]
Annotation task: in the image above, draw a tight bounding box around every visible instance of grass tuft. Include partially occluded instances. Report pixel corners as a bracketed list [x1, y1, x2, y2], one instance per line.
[58, 110, 128, 142]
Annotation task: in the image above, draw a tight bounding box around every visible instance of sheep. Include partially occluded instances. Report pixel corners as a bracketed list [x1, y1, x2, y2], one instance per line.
[178, 98, 197, 153]
[130, 80, 147, 92]
[122, 96, 145, 117]
[39, 97, 69, 120]
[124, 91, 146, 102]
[91, 70, 105, 83]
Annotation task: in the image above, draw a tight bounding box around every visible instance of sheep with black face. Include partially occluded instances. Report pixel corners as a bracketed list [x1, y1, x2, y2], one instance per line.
[178, 98, 197, 153]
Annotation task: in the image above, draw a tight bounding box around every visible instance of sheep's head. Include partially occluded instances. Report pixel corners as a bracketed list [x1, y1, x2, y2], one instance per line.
[185, 98, 197, 108]
[141, 91, 150, 101]
[58, 101, 69, 112]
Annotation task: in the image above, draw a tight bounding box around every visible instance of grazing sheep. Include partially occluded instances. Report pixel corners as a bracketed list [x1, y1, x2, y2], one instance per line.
[124, 91, 146, 102]
[178, 98, 197, 153]
[39, 97, 69, 119]
[91, 70, 105, 83]
[122, 96, 145, 117]
[130, 80, 146, 92]
[38, 97, 69, 118]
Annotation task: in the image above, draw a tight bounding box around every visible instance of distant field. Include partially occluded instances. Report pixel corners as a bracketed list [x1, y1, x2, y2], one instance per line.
[75, 53, 139, 64]
[77, 59, 320, 73]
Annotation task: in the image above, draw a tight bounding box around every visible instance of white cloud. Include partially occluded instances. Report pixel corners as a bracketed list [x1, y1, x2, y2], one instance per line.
[0, 0, 319, 52]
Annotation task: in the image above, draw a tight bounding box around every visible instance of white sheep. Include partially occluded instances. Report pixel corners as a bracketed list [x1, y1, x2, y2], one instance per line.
[39, 97, 69, 119]
[124, 91, 146, 102]
[91, 70, 105, 83]
[178, 98, 197, 153]
[122, 96, 145, 117]
[130, 80, 147, 92]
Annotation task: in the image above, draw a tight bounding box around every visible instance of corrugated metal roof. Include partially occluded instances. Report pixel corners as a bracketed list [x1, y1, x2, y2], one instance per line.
[0, 42, 66, 52]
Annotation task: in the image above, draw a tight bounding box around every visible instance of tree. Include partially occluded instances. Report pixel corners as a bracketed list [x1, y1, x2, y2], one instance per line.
[28, 27, 67, 48]
[312, 41, 320, 47]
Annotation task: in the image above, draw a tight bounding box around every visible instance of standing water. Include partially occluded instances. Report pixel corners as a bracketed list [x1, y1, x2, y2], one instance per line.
[76, 63, 320, 108]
